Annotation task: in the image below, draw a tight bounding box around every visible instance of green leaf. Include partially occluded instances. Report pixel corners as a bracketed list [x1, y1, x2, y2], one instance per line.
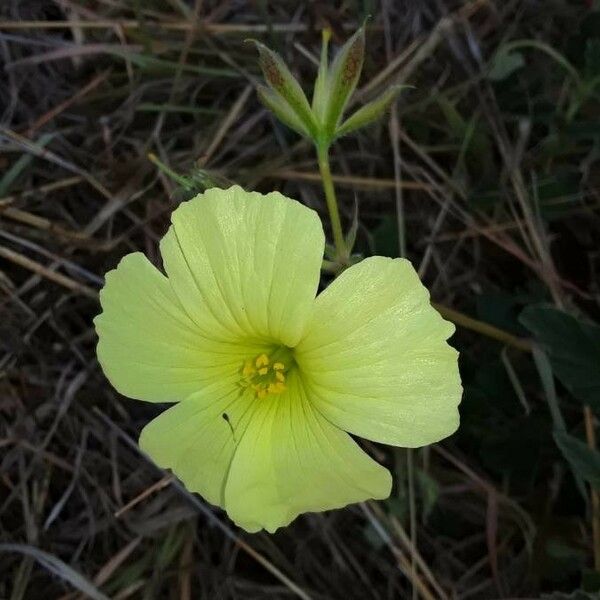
[373, 215, 400, 258]
[323, 27, 365, 137]
[335, 85, 407, 138]
[135, 103, 221, 115]
[532, 346, 565, 431]
[531, 345, 585, 498]
[554, 430, 600, 489]
[0, 133, 54, 196]
[155, 526, 185, 568]
[147, 153, 196, 190]
[108, 49, 238, 78]
[487, 50, 525, 81]
[437, 96, 466, 137]
[520, 305, 600, 410]
[252, 41, 318, 139]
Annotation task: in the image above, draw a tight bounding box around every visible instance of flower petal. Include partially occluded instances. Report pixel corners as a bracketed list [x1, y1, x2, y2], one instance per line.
[224, 372, 391, 533]
[159, 186, 325, 347]
[139, 381, 255, 507]
[295, 256, 462, 447]
[95, 253, 253, 402]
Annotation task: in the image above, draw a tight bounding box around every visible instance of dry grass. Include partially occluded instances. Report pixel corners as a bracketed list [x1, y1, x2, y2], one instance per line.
[1, 1, 599, 598]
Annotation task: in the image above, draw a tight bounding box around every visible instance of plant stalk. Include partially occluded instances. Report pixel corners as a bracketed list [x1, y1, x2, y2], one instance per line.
[316, 143, 348, 262]
[314, 148, 532, 353]
[433, 302, 532, 352]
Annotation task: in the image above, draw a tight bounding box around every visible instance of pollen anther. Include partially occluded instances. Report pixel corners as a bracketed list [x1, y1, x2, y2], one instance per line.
[255, 354, 269, 368]
[240, 352, 288, 399]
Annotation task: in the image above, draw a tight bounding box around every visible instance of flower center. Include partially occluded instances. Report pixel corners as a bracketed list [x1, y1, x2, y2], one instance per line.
[239, 351, 290, 399]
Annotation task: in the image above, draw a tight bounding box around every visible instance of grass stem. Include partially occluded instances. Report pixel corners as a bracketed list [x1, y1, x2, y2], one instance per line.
[433, 302, 532, 352]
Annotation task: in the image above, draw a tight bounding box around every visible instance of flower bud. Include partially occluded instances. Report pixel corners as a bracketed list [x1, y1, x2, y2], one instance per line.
[252, 41, 318, 139]
[257, 84, 311, 137]
[323, 26, 365, 137]
[335, 85, 407, 138]
[311, 28, 332, 123]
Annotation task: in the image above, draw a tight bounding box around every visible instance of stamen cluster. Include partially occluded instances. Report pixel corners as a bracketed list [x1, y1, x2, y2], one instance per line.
[240, 353, 287, 399]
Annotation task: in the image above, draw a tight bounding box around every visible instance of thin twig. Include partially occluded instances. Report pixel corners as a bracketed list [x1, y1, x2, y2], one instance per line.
[0, 246, 98, 299]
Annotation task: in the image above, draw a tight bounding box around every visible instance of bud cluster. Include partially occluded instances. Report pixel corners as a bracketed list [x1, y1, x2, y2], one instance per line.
[252, 26, 405, 151]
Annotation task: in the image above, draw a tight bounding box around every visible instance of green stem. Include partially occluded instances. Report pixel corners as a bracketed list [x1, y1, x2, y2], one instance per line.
[147, 152, 193, 189]
[313, 144, 531, 353]
[316, 143, 348, 262]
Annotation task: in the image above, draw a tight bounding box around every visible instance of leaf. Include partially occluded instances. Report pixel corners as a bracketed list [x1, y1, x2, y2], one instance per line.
[373, 215, 400, 258]
[0, 133, 54, 196]
[532, 346, 565, 431]
[335, 85, 408, 138]
[475, 291, 527, 337]
[554, 430, 600, 489]
[155, 526, 185, 568]
[487, 50, 525, 81]
[531, 343, 585, 498]
[107, 49, 238, 78]
[136, 103, 221, 115]
[520, 305, 600, 410]
[437, 96, 466, 137]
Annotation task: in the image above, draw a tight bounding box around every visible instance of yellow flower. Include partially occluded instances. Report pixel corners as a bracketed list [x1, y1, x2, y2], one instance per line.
[94, 186, 461, 533]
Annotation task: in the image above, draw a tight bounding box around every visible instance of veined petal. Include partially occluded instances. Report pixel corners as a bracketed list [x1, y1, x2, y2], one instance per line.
[95, 253, 253, 403]
[139, 380, 256, 507]
[160, 186, 324, 347]
[295, 257, 462, 447]
[224, 371, 391, 533]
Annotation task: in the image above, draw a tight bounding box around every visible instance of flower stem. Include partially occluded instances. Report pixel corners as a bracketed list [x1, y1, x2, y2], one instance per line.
[316, 143, 348, 262]
[314, 145, 531, 353]
[147, 152, 193, 189]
